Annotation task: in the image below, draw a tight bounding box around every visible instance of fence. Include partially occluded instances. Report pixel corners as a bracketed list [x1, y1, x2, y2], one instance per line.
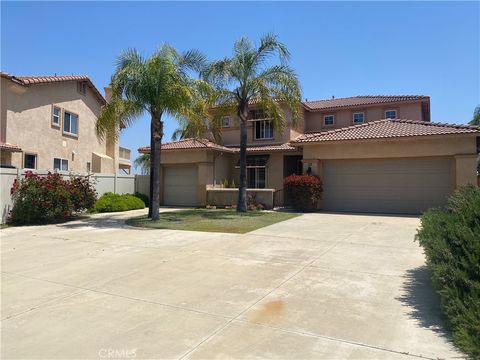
[0, 168, 136, 223]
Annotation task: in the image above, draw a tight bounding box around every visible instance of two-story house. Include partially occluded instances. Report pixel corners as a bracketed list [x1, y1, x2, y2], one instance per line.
[138, 95, 479, 214]
[0, 73, 131, 174]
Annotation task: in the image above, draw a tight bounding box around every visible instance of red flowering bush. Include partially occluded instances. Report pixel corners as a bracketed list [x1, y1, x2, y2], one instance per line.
[9, 171, 97, 225]
[284, 174, 323, 210]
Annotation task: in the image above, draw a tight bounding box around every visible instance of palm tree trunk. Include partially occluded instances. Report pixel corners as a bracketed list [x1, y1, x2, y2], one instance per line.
[150, 113, 163, 221]
[148, 122, 155, 218]
[237, 118, 248, 212]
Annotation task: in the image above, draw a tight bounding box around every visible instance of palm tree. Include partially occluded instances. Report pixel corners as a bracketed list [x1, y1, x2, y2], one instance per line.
[96, 45, 205, 220]
[469, 105, 480, 126]
[203, 34, 302, 212]
[134, 153, 150, 175]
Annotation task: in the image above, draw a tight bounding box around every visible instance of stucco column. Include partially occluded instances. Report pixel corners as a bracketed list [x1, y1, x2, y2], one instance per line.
[454, 154, 478, 187]
[197, 162, 214, 206]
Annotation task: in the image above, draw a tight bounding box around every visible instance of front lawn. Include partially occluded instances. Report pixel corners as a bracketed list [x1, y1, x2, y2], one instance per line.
[126, 208, 298, 233]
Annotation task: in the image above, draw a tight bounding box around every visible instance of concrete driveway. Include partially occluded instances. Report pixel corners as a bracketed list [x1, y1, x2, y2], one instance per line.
[1, 210, 461, 359]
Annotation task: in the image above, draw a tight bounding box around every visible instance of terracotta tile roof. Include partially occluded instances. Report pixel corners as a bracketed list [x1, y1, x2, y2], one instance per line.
[0, 72, 106, 105]
[292, 119, 480, 144]
[303, 95, 429, 111]
[138, 138, 235, 153]
[138, 139, 298, 154]
[0, 142, 22, 152]
[228, 143, 298, 152]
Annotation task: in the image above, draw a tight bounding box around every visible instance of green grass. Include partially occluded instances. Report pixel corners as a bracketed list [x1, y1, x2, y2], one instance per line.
[126, 208, 299, 234]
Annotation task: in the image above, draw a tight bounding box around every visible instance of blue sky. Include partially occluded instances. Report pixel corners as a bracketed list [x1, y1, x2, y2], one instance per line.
[2, 1, 479, 173]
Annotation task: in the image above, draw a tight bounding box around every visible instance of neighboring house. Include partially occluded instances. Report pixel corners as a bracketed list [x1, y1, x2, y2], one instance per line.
[0, 73, 131, 174]
[138, 95, 479, 214]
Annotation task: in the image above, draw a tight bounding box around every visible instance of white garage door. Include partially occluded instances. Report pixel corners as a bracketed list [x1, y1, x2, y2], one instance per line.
[163, 166, 198, 206]
[322, 158, 453, 214]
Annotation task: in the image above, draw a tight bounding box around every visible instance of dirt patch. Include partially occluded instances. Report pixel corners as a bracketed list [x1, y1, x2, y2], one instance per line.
[251, 300, 284, 323]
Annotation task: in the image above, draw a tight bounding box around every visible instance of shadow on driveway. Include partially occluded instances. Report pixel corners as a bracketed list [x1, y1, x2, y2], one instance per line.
[396, 266, 453, 342]
[57, 215, 130, 230]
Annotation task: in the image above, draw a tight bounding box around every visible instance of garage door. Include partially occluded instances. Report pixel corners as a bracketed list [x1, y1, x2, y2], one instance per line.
[322, 158, 453, 214]
[163, 166, 198, 206]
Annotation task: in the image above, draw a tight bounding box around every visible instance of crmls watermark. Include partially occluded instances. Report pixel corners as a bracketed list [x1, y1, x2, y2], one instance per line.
[98, 348, 137, 358]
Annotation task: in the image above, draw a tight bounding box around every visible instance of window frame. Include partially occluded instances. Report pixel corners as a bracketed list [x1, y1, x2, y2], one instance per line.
[86, 162, 91, 173]
[24, 153, 37, 169]
[323, 114, 335, 126]
[222, 116, 231, 128]
[254, 119, 274, 140]
[352, 112, 365, 124]
[52, 105, 61, 128]
[53, 158, 69, 171]
[385, 109, 398, 119]
[247, 167, 266, 189]
[63, 110, 79, 137]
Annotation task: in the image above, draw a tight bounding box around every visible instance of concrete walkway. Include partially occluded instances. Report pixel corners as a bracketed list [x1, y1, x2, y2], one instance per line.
[1, 210, 461, 359]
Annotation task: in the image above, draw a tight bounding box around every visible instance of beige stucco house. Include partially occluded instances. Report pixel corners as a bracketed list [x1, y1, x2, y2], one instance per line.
[139, 95, 479, 214]
[0, 73, 131, 174]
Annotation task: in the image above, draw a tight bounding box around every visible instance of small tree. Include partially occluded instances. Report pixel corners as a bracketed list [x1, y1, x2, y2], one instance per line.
[469, 105, 480, 126]
[203, 34, 302, 212]
[96, 45, 206, 220]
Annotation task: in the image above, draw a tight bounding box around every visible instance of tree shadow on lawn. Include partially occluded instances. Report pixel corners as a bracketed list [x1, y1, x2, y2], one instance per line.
[396, 266, 453, 341]
[57, 209, 291, 231]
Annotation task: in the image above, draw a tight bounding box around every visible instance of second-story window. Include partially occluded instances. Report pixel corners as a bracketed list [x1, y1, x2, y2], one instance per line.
[385, 110, 397, 119]
[324, 115, 335, 126]
[52, 106, 61, 127]
[255, 120, 274, 139]
[222, 116, 231, 127]
[63, 111, 78, 136]
[249, 109, 266, 120]
[353, 112, 364, 123]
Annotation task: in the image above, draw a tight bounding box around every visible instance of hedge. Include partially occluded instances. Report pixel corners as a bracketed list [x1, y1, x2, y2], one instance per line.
[9, 171, 97, 225]
[284, 174, 323, 210]
[94, 192, 145, 213]
[416, 185, 480, 358]
[134, 192, 149, 206]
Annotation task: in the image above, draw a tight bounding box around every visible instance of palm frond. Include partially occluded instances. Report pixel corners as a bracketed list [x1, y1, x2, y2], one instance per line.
[133, 153, 150, 175]
[96, 97, 144, 141]
[254, 33, 290, 68]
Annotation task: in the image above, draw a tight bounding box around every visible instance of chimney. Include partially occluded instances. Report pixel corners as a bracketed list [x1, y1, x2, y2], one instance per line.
[104, 86, 112, 103]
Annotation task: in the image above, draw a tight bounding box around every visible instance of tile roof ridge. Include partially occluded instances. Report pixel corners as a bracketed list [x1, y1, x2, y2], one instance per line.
[394, 119, 480, 129]
[302, 119, 388, 138]
[303, 95, 429, 104]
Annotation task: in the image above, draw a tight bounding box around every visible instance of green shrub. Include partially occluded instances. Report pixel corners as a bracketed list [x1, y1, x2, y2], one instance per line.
[134, 192, 149, 206]
[284, 174, 323, 210]
[416, 185, 480, 358]
[94, 192, 145, 213]
[9, 171, 97, 225]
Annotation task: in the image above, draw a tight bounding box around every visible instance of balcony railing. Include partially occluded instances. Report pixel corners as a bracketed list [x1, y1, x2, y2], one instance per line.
[119, 146, 131, 161]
